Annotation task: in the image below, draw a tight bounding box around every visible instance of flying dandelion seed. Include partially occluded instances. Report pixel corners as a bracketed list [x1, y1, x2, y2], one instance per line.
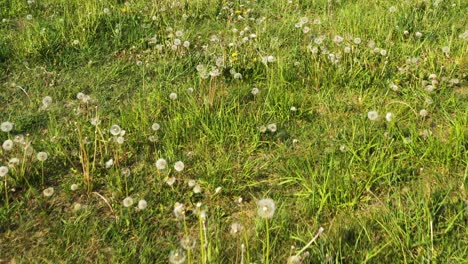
[367, 111, 379, 121]
[0, 166, 9, 177]
[156, 158, 167, 170]
[110, 125, 121, 136]
[43, 187, 54, 197]
[138, 199, 147, 210]
[123, 197, 134, 207]
[37, 151, 48, 162]
[174, 161, 184, 172]
[2, 139, 13, 151]
[169, 248, 186, 264]
[1, 121, 13, 132]
[257, 198, 276, 219]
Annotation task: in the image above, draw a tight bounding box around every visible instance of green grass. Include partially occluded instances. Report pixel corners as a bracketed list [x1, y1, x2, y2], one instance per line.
[0, 0, 467, 263]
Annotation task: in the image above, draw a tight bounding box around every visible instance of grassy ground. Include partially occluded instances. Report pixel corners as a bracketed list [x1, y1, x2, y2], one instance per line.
[0, 0, 467, 263]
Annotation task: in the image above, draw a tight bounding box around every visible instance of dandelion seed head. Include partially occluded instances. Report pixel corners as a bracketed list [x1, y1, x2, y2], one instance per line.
[105, 159, 114, 169]
[257, 198, 276, 219]
[156, 158, 167, 170]
[389, 6, 396, 13]
[180, 236, 196, 250]
[415, 31, 423, 38]
[173, 202, 185, 220]
[37, 151, 48, 162]
[26, 14, 33, 20]
[169, 248, 186, 264]
[42, 96, 52, 108]
[1, 121, 13, 132]
[70, 183, 78, 191]
[287, 255, 302, 264]
[385, 112, 393, 122]
[110, 124, 121, 136]
[215, 186, 222, 194]
[251, 87, 260, 95]
[169, 92, 178, 100]
[123, 197, 134, 207]
[2, 139, 13, 151]
[193, 184, 202, 194]
[230, 222, 243, 236]
[43, 187, 54, 197]
[166, 176, 176, 186]
[138, 199, 147, 210]
[419, 109, 428, 117]
[267, 123, 277, 132]
[116, 136, 125, 144]
[0, 166, 9, 177]
[174, 161, 185, 172]
[367, 111, 379, 121]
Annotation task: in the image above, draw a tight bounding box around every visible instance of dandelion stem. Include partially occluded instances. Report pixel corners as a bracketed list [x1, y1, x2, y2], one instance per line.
[265, 219, 270, 264]
[4, 175, 9, 209]
[296, 227, 325, 256]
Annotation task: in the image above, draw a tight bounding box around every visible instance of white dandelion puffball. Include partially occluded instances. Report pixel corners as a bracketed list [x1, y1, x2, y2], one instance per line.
[173, 202, 185, 219]
[193, 184, 202, 194]
[419, 109, 428, 117]
[385, 112, 393, 122]
[26, 14, 33, 20]
[151, 123, 161, 131]
[70, 183, 79, 191]
[367, 111, 379, 121]
[1, 121, 13, 132]
[169, 92, 178, 100]
[215, 186, 222, 194]
[42, 96, 52, 107]
[287, 255, 302, 264]
[180, 236, 196, 250]
[110, 124, 121, 136]
[37, 151, 48, 162]
[116, 136, 125, 144]
[169, 248, 186, 264]
[188, 179, 196, 187]
[230, 222, 243, 235]
[156, 158, 167, 170]
[2, 139, 13, 151]
[43, 187, 54, 197]
[123, 197, 134, 207]
[257, 198, 276, 219]
[415, 31, 423, 38]
[251, 87, 260, 95]
[105, 159, 114, 169]
[267, 55, 276, 63]
[174, 161, 185, 172]
[138, 199, 148, 210]
[267, 123, 277, 132]
[0, 166, 9, 177]
[8, 158, 20, 166]
[166, 176, 176, 186]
